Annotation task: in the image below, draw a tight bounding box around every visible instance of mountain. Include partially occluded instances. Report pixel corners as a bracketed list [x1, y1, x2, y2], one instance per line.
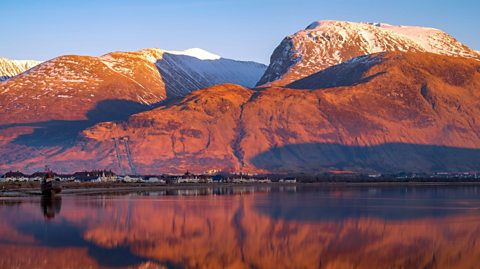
[0, 48, 266, 173]
[0, 57, 41, 81]
[1, 21, 479, 175]
[257, 20, 480, 86]
[0, 48, 265, 124]
[3, 51, 478, 174]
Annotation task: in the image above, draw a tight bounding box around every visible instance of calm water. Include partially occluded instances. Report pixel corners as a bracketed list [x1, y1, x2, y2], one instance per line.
[1, 185, 480, 269]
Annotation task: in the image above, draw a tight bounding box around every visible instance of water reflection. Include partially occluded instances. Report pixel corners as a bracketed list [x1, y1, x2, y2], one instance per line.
[17, 219, 150, 268]
[257, 185, 480, 221]
[0, 185, 480, 269]
[131, 185, 275, 196]
[40, 195, 62, 220]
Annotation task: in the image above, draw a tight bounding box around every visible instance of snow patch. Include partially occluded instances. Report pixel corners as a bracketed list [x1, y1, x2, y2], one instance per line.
[165, 48, 221, 60]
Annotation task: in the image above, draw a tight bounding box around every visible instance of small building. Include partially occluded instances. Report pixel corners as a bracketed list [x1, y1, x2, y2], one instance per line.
[176, 172, 213, 184]
[121, 175, 143, 183]
[145, 177, 166, 184]
[73, 170, 116, 182]
[96, 172, 118, 182]
[1, 171, 29, 182]
[279, 177, 297, 183]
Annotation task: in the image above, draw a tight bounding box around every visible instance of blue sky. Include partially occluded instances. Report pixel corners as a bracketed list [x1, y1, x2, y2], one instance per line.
[1, 0, 479, 64]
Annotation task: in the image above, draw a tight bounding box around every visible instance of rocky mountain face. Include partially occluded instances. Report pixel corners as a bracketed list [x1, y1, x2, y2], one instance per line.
[0, 57, 41, 81]
[0, 21, 479, 175]
[0, 48, 266, 169]
[2, 51, 479, 174]
[257, 20, 480, 86]
[88, 52, 480, 174]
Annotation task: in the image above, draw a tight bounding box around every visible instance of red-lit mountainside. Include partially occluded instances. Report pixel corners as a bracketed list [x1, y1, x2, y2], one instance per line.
[2, 51, 479, 174]
[1, 21, 479, 175]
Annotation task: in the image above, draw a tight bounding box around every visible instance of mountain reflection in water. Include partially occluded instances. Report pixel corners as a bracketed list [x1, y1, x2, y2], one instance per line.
[0, 185, 480, 269]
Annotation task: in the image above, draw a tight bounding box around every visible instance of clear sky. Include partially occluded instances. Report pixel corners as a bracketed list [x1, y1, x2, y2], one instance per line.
[1, 0, 479, 64]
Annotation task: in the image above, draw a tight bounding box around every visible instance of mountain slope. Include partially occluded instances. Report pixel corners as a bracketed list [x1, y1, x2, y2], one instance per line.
[0, 52, 166, 125]
[3, 52, 478, 174]
[257, 20, 480, 86]
[0, 57, 41, 81]
[155, 49, 266, 97]
[0, 48, 265, 124]
[0, 48, 266, 170]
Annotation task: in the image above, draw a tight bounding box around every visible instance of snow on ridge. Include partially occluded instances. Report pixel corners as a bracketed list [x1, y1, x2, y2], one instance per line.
[259, 19, 479, 86]
[301, 20, 451, 53]
[0, 57, 42, 81]
[134, 47, 221, 61]
[7, 59, 42, 69]
[169, 48, 221, 60]
[305, 20, 439, 32]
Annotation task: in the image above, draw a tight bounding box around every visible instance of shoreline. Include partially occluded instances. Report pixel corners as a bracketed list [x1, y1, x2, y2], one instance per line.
[1, 180, 480, 197]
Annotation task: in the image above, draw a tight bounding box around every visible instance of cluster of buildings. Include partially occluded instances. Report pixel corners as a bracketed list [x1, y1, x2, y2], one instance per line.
[3, 169, 480, 184]
[0, 170, 296, 184]
[392, 171, 479, 180]
[0, 170, 122, 183]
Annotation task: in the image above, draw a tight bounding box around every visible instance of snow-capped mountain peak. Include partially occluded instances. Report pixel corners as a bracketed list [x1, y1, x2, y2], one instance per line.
[0, 57, 41, 81]
[258, 20, 480, 86]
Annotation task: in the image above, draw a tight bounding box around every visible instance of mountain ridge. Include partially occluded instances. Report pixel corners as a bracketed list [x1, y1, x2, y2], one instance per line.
[257, 20, 480, 86]
[0, 47, 266, 124]
[2, 51, 478, 174]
